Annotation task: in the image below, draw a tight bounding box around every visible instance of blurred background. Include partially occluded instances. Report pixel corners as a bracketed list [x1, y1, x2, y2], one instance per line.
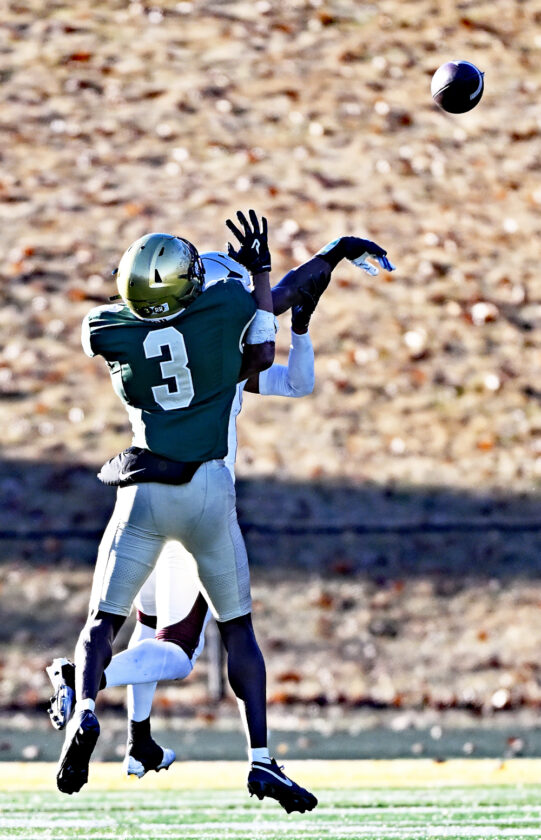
[2, 0, 541, 762]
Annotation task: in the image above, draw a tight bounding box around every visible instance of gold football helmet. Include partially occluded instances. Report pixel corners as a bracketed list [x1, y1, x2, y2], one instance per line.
[115, 233, 204, 319]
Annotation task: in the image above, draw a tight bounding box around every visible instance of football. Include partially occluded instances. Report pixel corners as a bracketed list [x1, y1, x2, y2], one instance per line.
[431, 60, 484, 113]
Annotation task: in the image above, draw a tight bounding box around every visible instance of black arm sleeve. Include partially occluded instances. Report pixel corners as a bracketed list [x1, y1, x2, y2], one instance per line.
[270, 237, 389, 316]
[316, 236, 387, 270]
[271, 256, 331, 316]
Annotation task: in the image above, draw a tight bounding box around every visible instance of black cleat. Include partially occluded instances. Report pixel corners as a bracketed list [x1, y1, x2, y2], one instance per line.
[247, 759, 318, 814]
[123, 737, 176, 778]
[56, 709, 100, 794]
[46, 658, 76, 731]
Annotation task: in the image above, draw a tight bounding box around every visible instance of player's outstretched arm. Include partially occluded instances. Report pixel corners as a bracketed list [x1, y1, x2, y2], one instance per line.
[316, 235, 393, 271]
[238, 268, 275, 381]
[225, 210, 276, 380]
[271, 256, 331, 317]
[271, 235, 394, 316]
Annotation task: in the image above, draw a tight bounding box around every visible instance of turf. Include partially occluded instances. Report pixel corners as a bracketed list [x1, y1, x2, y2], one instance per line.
[1, 762, 541, 839]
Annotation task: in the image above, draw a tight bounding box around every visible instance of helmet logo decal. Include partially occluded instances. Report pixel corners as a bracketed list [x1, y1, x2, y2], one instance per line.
[142, 301, 170, 316]
[154, 268, 163, 284]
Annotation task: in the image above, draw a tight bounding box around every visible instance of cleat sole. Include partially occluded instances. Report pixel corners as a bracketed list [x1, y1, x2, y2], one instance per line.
[56, 714, 100, 795]
[47, 686, 75, 731]
[46, 659, 76, 731]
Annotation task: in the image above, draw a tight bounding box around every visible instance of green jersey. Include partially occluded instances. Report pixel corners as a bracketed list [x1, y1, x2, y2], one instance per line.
[82, 280, 256, 462]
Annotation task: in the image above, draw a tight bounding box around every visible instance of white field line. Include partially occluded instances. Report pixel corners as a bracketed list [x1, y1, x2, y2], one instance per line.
[1, 828, 541, 840]
[5, 800, 541, 811]
[0, 819, 116, 829]
[4, 821, 539, 837]
[4, 815, 541, 829]
[131, 830, 541, 839]
[4, 804, 541, 826]
[4, 835, 540, 840]
[94, 827, 541, 839]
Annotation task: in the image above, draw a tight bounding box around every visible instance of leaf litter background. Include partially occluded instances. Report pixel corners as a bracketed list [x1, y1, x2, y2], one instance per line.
[2, 0, 541, 758]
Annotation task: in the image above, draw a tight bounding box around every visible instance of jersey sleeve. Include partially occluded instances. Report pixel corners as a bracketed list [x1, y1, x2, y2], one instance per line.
[80, 304, 133, 361]
[258, 329, 314, 397]
[81, 308, 101, 358]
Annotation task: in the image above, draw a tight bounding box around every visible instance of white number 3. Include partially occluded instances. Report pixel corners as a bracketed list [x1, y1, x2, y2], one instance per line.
[143, 327, 194, 410]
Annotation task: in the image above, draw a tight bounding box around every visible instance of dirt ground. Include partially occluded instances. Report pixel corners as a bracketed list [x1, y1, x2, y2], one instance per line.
[2, 1, 541, 741]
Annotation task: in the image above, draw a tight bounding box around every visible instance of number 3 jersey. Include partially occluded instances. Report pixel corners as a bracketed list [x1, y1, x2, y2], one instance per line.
[81, 280, 256, 463]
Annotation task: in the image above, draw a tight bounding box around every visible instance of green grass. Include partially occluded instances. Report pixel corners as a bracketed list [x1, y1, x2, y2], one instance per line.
[2, 786, 541, 840]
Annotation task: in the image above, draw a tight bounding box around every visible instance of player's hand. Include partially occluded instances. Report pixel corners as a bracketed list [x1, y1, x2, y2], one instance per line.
[317, 235, 395, 274]
[346, 237, 396, 275]
[226, 210, 271, 275]
[291, 288, 318, 334]
[351, 252, 396, 275]
[346, 237, 388, 260]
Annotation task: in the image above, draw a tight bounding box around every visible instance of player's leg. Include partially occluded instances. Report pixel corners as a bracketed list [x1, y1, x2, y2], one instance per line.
[106, 632, 191, 778]
[121, 575, 159, 729]
[47, 572, 159, 731]
[121, 612, 177, 779]
[182, 460, 317, 813]
[103, 541, 210, 777]
[123, 614, 159, 726]
[56, 484, 165, 795]
[104, 546, 203, 687]
[179, 463, 260, 734]
[217, 613, 267, 749]
[154, 540, 212, 671]
[122, 543, 211, 777]
[182, 462, 268, 751]
[80, 575, 177, 781]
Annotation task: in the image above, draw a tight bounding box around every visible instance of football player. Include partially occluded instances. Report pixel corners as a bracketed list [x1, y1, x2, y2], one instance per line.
[50, 219, 392, 813]
[48, 249, 318, 791]
[53, 211, 294, 802]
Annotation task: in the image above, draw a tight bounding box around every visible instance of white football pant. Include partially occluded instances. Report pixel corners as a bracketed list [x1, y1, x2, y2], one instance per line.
[89, 459, 251, 622]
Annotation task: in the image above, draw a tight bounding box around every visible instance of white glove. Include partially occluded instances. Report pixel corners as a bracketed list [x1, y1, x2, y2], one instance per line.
[349, 253, 396, 275]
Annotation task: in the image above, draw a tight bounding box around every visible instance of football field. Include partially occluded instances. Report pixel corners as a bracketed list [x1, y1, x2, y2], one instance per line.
[1, 760, 541, 839]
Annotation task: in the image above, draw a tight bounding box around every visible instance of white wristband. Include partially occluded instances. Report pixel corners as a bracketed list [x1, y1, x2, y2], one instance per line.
[245, 309, 276, 344]
[290, 329, 312, 346]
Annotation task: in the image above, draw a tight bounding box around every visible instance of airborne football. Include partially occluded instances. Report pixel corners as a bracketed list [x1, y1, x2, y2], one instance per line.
[431, 60, 484, 113]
